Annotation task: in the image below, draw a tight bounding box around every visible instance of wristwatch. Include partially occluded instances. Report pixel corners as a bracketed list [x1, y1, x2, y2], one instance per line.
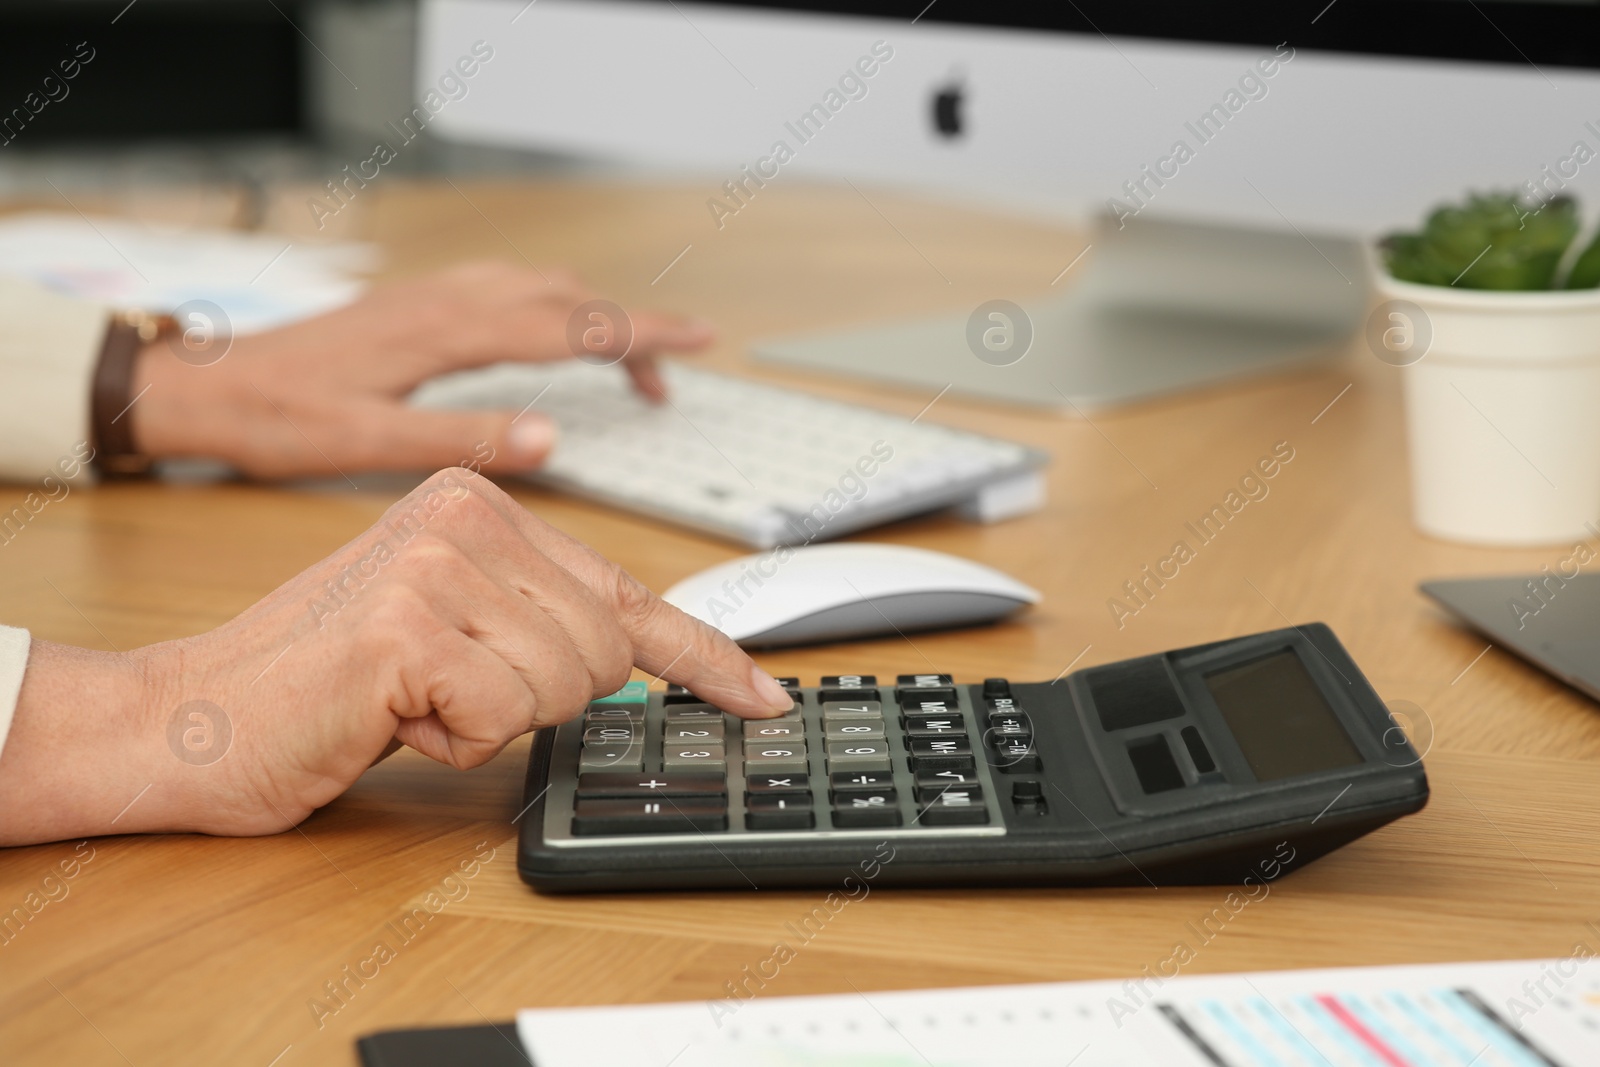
[90, 309, 175, 479]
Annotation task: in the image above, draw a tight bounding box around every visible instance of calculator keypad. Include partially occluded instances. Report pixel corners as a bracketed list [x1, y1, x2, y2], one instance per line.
[557, 674, 1015, 840]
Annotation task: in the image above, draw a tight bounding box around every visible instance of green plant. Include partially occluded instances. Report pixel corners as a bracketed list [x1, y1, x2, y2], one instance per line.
[1381, 192, 1600, 290]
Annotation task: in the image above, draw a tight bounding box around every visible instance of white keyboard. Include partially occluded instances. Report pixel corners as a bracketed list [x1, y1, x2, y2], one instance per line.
[411, 362, 1047, 547]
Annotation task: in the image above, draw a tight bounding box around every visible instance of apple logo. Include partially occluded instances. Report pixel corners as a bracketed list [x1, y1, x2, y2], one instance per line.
[932, 77, 965, 139]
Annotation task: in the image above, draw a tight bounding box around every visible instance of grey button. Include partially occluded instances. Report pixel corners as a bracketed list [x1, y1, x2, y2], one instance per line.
[745, 749, 809, 774]
[586, 706, 644, 723]
[743, 740, 806, 761]
[825, 720, 886, 741]
[663, 744, 726, 772]
[665, 721, 725, 743]
[579, 742, 644, 772]
[665, 705, 724, 721]
[826, 740, 892, 772]
[822, 701, 883, 720]
[583, 725, 642, 747]
[743, 720, 804, 740]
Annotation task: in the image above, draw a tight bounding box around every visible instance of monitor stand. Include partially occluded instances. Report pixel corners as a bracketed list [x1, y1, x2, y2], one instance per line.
[751, 215, 1370, 412]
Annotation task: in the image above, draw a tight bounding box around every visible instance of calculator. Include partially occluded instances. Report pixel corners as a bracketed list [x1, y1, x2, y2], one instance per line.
[517, 624, 1429, 892]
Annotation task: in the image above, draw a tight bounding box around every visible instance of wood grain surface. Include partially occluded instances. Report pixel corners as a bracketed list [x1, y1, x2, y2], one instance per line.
[2, 180, 1597, 1066]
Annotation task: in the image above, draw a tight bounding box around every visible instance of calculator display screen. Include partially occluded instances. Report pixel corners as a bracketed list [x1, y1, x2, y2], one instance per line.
[1204, 651, 1363, 781]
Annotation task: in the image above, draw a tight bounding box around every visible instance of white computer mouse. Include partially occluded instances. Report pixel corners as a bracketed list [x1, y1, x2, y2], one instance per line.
[662, 543, 1041, 648]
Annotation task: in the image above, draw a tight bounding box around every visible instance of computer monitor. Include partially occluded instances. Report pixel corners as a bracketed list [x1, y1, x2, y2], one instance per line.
[419, 0, 1600, 409]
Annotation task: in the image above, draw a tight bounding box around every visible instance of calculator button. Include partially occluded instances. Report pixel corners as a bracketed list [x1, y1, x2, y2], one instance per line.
[826, 740, 892, 772]
[665, 704, 724, 721]
[773, 677, 804, 703]
[915, 783, 983, 804]
[592, 681, 649, 706]
[743, 720, 804, 740]
[824, 721, 886, 741]
[819, 688, 881, 704]
[663, 745, 726, 771]
[665, 722, 725, 743]
[918, 791, 989, 826]
[578, 744, 644, 772]
[746, 774, 810, 796]
[744, 749, 809, 774]
[989, 739, 1042, 772]
[904, 715, 964, 737]
[821, 675, 876, 688]
[830, 770, 894, 792]
[896, 673, 953, 687]
[663, 684, 700, 704]
[583, 725, 642, 747]
[915, 767, 982, 790]
[831, 796, 902, 828]
[900, 696, 959, 715]
[586, 706, 645, 723]
[743, 740, 806, 761]
[985, 694, 1022, 715]
[909, 737, 973, 762]
[897, 687, 959, 709]
[745, 794, 815, 830]
[984, 717, 1031, 739]
[577, 773, 727, 798]
[572, 797, 727, 835]
[981, 678, 1012, 699]
[821, 701, 883, 720]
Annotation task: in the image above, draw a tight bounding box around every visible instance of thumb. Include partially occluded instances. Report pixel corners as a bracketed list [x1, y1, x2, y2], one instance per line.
[351, 405, 558, 473]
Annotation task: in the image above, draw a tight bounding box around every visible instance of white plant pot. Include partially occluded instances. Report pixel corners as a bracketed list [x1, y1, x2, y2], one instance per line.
[1373, 258, 1600, 546]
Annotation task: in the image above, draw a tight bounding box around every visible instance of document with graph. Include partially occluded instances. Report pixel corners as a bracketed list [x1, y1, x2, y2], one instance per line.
[517, 956, 1600, 1066]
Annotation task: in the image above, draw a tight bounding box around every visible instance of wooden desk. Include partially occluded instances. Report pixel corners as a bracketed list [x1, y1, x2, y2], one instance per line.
[3, 180, 1599, 1066]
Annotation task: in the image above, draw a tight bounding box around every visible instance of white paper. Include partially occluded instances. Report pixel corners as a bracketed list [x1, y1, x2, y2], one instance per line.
[518, 957, 1600, 1067]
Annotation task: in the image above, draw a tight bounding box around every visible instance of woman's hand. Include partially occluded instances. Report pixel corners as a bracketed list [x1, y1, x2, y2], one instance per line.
[127, 261, 714, 479]
[0, 470, 790, 845]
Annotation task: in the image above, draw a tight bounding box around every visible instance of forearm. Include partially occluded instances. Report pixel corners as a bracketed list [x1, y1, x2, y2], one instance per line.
[0, 640, 209, 845]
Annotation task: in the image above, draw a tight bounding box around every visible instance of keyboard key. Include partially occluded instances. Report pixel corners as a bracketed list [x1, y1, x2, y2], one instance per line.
[989, 739, 1042, 772]
[899, 695, 959, 714]
[916, 767, 982, 790]
[824, 721, 886, 741]
[904, 715, 964, 737]
[665, 722, 725, 743]
[572, 797, 727, 835]
[743, 740, 806, 761]
[831, 769, 894, 792]
[577, 773, 726, 798]
[663, 744, 726, 771]
[897, 673, 953, 688]
[985, 716, 1031, 739]
[746, 774, 810, 796]
[743, 720, 804, 740]
[918, 791, 990, 826]
[822, 700, 883, 720]
[832, 796, 902, 828]
[826, 740, 892, 772]
[746, 794, 815, 830]
[820, 688, 881, 703]
[773, 677, 804, 703]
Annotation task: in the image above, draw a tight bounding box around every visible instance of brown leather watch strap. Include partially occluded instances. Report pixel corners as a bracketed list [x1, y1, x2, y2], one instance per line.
[90, 312, 168, 479]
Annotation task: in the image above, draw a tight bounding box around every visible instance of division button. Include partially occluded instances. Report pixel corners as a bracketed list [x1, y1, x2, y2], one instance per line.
[746, 794, 815, 830]
[572, 797, 728, 835]
[577, 773, 727, 798]
[830, 770, 894, 792]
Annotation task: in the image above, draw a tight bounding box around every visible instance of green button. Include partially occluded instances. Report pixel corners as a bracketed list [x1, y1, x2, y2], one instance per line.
[594, 680, 649, 706]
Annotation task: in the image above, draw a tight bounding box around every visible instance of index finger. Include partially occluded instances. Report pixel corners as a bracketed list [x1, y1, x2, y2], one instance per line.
[452, 471, 793, 718]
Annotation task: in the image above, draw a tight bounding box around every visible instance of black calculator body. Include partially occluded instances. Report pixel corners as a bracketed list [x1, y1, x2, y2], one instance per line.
[517, 624, 1428, 892]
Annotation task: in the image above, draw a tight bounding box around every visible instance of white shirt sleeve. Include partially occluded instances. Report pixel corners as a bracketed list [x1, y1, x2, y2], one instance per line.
[0, 275, 108, 484]
[0, 626, 31, 764]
